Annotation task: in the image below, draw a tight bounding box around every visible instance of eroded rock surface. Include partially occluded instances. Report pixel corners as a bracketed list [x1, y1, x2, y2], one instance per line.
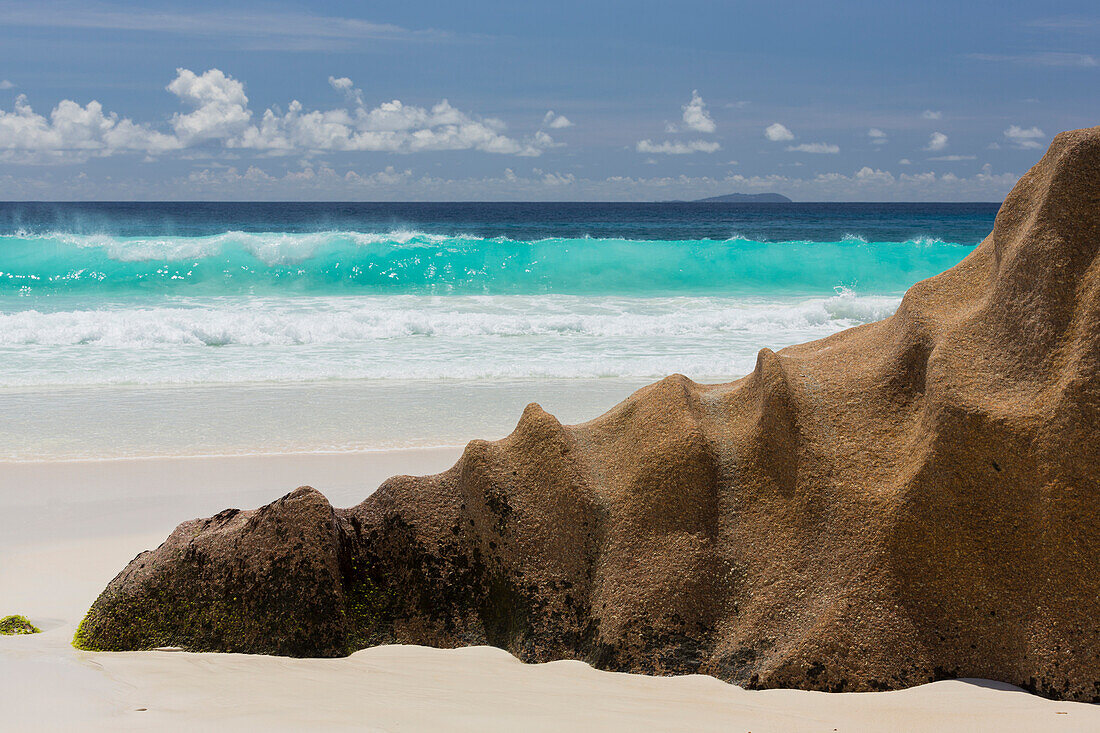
[78, 128, 1100, 702]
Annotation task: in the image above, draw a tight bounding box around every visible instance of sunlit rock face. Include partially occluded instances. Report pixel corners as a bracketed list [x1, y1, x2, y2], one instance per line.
[78, 128, 1100, 702]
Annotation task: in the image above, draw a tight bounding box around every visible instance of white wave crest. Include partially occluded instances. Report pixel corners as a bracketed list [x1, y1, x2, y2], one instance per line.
[10, 229, 482, 266]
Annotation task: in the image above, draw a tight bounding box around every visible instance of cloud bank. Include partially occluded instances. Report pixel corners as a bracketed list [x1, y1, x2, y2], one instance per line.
[5, 163, 1017, 203]
[0, 68, 560, 163]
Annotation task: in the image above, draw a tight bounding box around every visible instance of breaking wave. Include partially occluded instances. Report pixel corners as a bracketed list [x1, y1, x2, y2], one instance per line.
[0, 230, 972, 296]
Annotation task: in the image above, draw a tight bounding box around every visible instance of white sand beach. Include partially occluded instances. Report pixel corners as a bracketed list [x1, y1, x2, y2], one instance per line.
[3, 449, 1098, 732]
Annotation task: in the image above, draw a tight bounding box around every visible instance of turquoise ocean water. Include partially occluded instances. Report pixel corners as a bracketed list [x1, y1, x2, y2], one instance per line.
[0, 202, 994, 458]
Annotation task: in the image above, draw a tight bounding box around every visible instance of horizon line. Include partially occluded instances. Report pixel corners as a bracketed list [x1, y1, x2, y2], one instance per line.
[0, 199, 1005, 205]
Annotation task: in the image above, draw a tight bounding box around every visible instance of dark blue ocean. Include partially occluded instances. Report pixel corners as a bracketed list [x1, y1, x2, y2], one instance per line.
[0, 201, 997, 242]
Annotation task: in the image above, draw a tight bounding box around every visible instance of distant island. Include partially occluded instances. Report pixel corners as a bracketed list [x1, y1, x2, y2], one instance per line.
[692, 192, 793, 203]
[659, 193, 793, 203]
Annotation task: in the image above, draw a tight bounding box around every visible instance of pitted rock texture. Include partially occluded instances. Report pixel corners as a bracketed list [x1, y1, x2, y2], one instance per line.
[78, 128, 1100, 702]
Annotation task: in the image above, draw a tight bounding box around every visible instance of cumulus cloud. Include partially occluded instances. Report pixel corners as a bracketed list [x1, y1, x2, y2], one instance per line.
[328, 76, 353, 92]
[678, 90, 716, 133]
[0, 93, 180, 163]
[1004, 125, 1045, 149]
[922, 110, 943, 120]
[543, 111, 573, 129]
[898, 158, 912, 165]
[636, 91, 718, 154]
[925, 132, 948, 151]
[327, 75, 363, 105]
[854, 166, 895, 184]
[0, 80, 13, 90]
[764, 122, 794, 141]
[929, 154, 977, 161]
[868, 128, 887, 144]
[636, 139, 721, 154]
[234, 95, 555, 156]
[167, 68, 252, 143]
[211, 72, 555, 156]
[786, 142, 839, 154]
[0, 68, 559, 163]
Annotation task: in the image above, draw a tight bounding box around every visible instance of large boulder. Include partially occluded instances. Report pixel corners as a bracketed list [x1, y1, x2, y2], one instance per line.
[78, 128, 1100, 702]
[76, 487, 351, 656]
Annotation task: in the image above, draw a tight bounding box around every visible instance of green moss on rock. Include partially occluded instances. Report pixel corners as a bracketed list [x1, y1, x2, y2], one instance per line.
[0, 614, 40, 635]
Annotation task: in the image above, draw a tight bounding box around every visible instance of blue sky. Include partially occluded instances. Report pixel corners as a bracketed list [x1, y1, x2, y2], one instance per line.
[0, 0, 1096, 200]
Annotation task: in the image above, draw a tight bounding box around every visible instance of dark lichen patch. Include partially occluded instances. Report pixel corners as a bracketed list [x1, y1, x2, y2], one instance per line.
[0, 614, 40, 635]
[341, 556, 397, 654]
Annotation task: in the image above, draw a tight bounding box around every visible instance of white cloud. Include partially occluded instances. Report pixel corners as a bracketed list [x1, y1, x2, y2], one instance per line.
[679, 90, 716, 133]
[327, 76, 362, 105]
[970, 52, 1098, 68]
[230, 74, 558, 156]
[1004, 125, 1045, 149]
[0, 68, 560, 162]
[925, 132, 948, 151]
[898, 158, 912, 165]
[328, 76, 353, 92]
[541, 171, 575, 186]
[0, 80, 13, 90]
[854, 166, 895, 184]
[635, 91, 718, 155]
[167, 68, 252, 143]
[764, 122, 794, 141]
[786, 142, 839, 154]
[929, 154, 977, 161]
[345, 165, 413, 185]
[543, 111, 573, 129]
[922, 110, 943, 120]
[635, 139, 721, 154]
[868, 128, 887, 144]
[0, 93, 180, 163]
[235, 95, 557, 155]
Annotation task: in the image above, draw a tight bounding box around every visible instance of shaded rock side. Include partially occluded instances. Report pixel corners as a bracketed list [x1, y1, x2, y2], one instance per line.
[78, 128, 1100, 702]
